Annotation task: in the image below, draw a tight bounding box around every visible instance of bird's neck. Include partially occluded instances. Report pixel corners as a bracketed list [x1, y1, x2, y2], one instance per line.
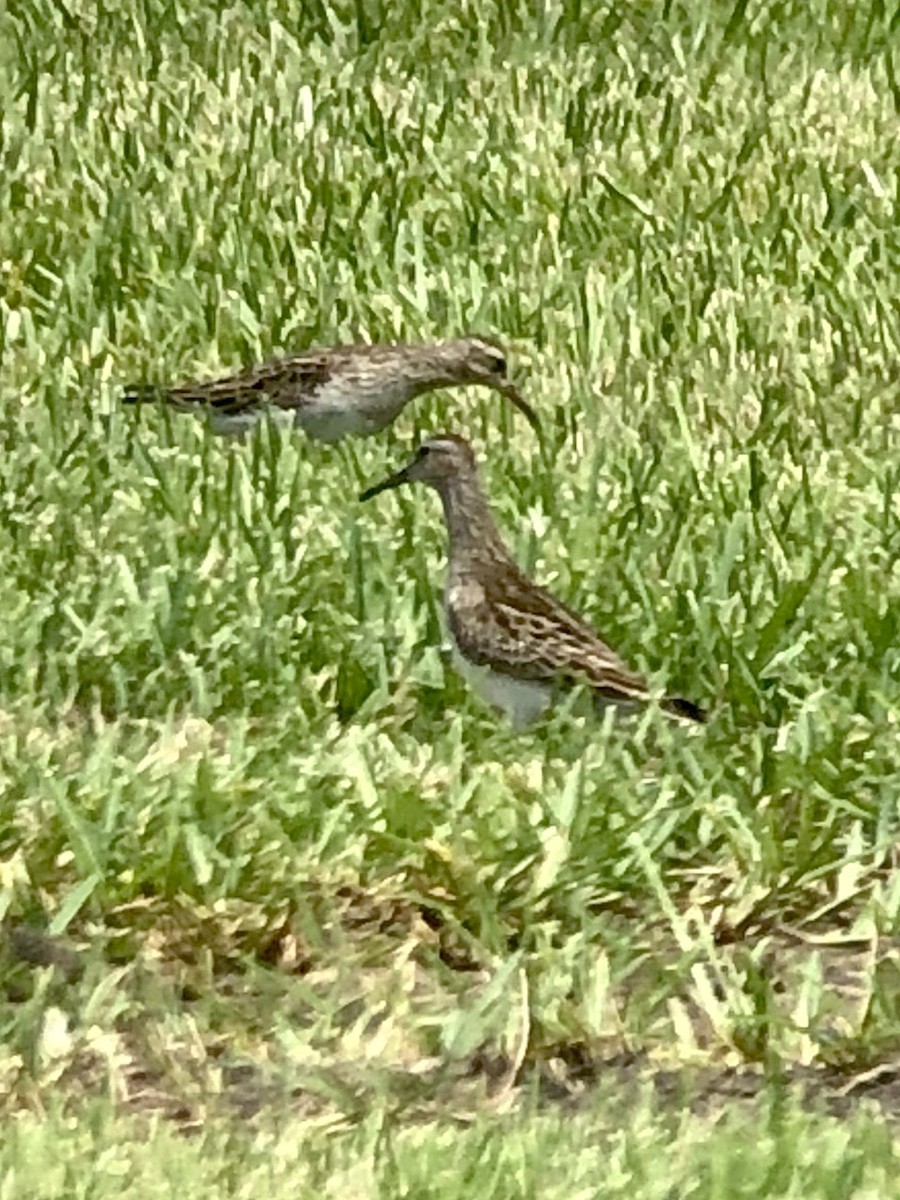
[404, 358, 458, 395]
[435, 472, 513, 570]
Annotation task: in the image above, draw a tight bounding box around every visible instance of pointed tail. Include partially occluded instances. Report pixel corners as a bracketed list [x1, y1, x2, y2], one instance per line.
[121, 383, 168, 405]
[663, 695, 708, 724]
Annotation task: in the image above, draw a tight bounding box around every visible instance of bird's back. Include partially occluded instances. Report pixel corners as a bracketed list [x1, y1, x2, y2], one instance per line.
[447, 553, 651, 702]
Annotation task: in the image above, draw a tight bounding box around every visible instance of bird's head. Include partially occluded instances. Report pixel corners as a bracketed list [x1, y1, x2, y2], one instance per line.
[359, 434, 477, 501]
[433, 336, 539, 433]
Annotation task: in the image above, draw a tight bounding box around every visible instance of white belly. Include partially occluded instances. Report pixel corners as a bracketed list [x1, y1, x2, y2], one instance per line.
[452, 649, 551, 730]
[295, 409, 370, 442]
[295, 379, 413, 442]
[206, 403, 357, 441]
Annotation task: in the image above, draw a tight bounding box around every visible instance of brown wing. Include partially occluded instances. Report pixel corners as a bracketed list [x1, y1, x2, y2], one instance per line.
[447, 567, 652, 705]
[123, 342, 411, 415]
[163, 352, 335, 416]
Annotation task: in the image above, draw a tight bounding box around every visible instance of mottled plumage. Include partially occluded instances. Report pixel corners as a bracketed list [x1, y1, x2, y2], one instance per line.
[360, 434, 707, 728]
[122, 336, 538, 441]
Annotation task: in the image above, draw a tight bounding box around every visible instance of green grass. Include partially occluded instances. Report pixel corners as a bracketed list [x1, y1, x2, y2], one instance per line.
[2, 0, 900, 1186]
[4, 1096, 900, 1200]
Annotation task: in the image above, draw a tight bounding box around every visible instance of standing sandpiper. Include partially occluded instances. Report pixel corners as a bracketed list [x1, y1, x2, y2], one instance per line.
[122, 336, 538, 441]
[360, 434, 707, 728]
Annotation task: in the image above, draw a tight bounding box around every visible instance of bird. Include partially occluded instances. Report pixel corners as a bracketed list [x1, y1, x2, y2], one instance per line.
[359, 434, 707, 729]
[122, 335, 539, 441]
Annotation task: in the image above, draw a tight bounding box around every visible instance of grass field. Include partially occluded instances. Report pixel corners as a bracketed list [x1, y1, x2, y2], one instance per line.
[2, 0, 900, 1192]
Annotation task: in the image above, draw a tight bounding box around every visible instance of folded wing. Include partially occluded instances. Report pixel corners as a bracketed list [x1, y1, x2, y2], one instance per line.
[447, 568, 652, 706]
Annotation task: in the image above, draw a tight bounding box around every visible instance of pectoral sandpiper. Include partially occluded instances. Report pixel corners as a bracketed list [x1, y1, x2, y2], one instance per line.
[122, 336, 538, 441]
[360, 434, 707, 728]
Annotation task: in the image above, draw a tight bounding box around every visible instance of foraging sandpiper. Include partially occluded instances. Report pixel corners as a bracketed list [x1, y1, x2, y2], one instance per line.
[360, 434, 707, 728]
[122, 336, 538, 441]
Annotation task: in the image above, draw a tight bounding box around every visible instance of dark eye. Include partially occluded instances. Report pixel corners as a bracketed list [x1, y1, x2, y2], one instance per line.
[489, 355, 506, 375]
[418, 445, 431, 457]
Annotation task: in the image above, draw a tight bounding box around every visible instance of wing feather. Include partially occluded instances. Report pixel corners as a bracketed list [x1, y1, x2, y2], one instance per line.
[163, 353, 334, 415]
[447, 567, 651, 704]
